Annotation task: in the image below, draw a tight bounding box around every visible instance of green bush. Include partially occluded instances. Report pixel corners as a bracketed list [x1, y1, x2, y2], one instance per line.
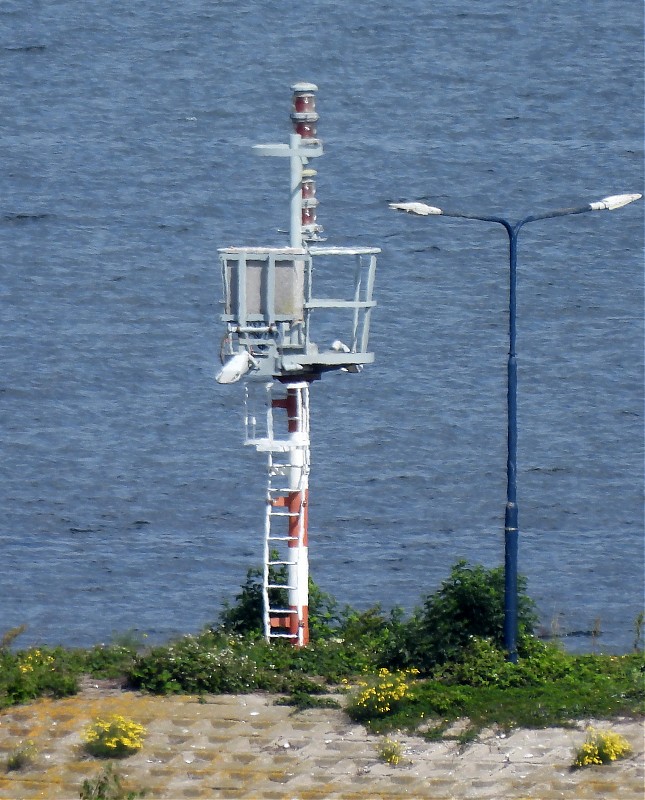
[433, 636, 515, 687]
[217, 559, 346, 641]
[217, 565, 271, 636]
[216, 558, 537, 674]
[284, 638, 378, 682]
[0, 635, 142, 710]
[128, 632, 286, 695]
[81, 644, 139, 679]
[338, 605, 414, 669]
[401, 561, 537, 670]
[0, 647, 79, 708]
[127, 627, 376, 696]
[434, 635, 575, 688]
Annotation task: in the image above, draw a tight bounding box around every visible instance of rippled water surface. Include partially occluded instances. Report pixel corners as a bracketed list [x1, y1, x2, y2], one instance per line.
[1, 0, 643, 650]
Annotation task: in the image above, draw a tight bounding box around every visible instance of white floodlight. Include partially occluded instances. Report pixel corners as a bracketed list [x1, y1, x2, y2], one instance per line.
[590, 193, 642, 211]
[215, 351, 257, 384]
[389, 201, 443, 216]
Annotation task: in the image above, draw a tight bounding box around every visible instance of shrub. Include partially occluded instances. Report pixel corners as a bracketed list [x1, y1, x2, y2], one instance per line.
[434, 636, 515, 687]
[338, 605, 413, 668]
[0, 646, 79, 708]
[405, 561, 537, 670]
[128, 632, 283, 695]
[409, 680, 471, 718]
[217, 564, 271, 636]
[217, 559, 346, 641]
[82, 644, 138, 679]
[84, 715, 146, 759]
[573, 727, 632, 767]
[514, 635, 574, 682]
[435, 635, 576, 689]
[285, 636, 380, 681]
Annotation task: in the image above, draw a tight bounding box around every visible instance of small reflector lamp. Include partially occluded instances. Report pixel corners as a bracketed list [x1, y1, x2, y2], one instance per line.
[291, 82, 319, 139]
[301, 169, 317, 199]
[293, 93, 315, 114]
[302, 206, 317, 226]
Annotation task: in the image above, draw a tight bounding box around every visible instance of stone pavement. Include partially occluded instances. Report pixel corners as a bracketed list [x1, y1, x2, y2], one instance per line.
[0, 686, 642, 799]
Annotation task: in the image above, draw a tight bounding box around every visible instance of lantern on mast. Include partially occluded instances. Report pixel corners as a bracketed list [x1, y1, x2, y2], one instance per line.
[216, 83, 380, 646]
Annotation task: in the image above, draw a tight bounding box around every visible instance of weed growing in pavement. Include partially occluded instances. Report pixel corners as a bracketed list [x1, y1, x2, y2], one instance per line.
[377, 737, 403, 766]
[573, 726, 632, 767]
[5, 740, 37, 772]
[79, 763, 147, 799]
[84, 715, 146, 759]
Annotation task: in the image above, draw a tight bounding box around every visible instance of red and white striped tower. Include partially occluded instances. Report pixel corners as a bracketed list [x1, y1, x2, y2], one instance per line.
[269, 382, 310, 645]
[268, 82, 316, 645]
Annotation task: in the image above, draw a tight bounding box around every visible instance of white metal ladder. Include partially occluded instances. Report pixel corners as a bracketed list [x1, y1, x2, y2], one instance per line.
[246, 382, 311, 645]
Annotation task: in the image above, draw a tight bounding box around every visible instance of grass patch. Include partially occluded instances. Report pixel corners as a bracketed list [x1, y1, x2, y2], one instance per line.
[275, 692, 341, 710]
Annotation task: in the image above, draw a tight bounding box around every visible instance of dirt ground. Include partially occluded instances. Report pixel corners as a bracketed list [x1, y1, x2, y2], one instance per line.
[0, 683, 642, 799]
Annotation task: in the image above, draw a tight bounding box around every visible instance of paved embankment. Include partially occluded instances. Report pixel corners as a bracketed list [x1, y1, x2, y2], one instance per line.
[0, 686, 643, 799]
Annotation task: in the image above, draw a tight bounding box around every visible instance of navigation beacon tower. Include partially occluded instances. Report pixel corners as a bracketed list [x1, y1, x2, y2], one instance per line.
[216, 83, 380, 646]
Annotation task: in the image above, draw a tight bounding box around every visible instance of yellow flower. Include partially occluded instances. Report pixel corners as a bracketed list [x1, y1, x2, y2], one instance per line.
[378, 737, 403, 766]
[17, 650, 55, 674]
[351, 668, 417, 719]
[84, 715, 146, 759]
[573, 727, 632, 767]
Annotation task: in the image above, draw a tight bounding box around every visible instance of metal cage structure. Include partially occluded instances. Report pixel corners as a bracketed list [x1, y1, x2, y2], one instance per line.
[219, 245, 378, 382]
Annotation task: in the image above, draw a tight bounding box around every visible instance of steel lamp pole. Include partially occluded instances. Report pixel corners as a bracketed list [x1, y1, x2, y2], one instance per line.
[390, 192, 642, 663]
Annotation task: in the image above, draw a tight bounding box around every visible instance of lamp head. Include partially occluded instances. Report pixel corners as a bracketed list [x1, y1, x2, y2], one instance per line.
[215, 351, 257, 384]
[389, 201, 443, 216]
[590, 193, 642, 211]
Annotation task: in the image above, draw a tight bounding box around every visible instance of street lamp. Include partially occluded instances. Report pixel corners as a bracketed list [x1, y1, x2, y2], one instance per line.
[390, 192, 642, 663]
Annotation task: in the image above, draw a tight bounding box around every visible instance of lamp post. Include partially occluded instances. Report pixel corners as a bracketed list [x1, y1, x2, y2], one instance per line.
[390, 192, 642, 663]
